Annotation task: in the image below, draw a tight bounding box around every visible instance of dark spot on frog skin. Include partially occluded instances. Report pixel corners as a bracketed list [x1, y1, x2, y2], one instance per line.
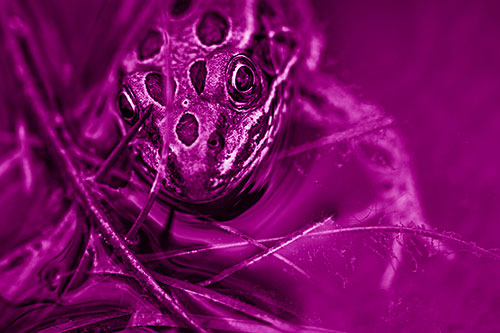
[196, 11, 229, 46]
[138, 30, 163, 60]
[189, 60, 207, 95]
[175, 113, 199, 146]
[145, 72, 165, 105]
[169, 0, 193, 17]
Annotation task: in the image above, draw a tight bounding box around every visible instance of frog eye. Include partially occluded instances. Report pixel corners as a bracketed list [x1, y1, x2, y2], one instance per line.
[117, 90, 137, 123]
[226, 55, 262, 109]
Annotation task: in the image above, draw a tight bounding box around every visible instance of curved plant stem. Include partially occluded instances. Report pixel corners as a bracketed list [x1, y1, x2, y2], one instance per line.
[199, 217, 334, 287]
[142, 224, 500, 261]
[278, 115, 393, 159]
[126, 166, 163, 241]
[153, 273, 297, 332]
[94, 105, 153, 183]
[211, 222, 312, 279]
[17, 122, 33, 192]
[0, 150, 21, 179]
[6, 20, 207, 333]
[329, 225, 500, 259]
[129, 311, 345, 332]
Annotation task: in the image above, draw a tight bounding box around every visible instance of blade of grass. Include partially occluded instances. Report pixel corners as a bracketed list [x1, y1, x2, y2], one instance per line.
[198, 217, 334, 287]
[94, 105, 153, 183]
[5, 20, 207, 333]
[140, 224, 500, 262]
[0, 150, 20, 179]
[17, 121, 33, 193]
[125, 164, 163, 241]
[211, 222, 312, 279]
[278, 116, 393, 159]
[88, 269, 297, 332]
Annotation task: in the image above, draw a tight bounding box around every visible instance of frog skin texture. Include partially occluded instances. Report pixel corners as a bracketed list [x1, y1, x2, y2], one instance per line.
[118, 0, 301, 203]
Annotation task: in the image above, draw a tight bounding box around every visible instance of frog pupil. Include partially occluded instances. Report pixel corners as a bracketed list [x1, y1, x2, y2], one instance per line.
[234, 66, 254, 92]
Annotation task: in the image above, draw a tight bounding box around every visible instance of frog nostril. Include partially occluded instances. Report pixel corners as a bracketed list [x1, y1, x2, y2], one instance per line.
[208, 137, 218, 148]
[175, 113, 199, 146]
[207, 131, 224, 151]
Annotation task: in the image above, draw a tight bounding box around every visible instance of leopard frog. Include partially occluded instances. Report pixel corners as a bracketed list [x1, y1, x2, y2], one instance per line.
[117, 0, 312, 203]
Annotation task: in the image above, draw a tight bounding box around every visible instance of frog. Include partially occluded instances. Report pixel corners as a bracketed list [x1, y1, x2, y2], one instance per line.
[117, 0, 308, 203]
[116, 0, 445, 288]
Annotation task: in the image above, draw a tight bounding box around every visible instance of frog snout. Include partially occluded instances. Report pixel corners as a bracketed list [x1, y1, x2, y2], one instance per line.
[175, 113, 199, 146]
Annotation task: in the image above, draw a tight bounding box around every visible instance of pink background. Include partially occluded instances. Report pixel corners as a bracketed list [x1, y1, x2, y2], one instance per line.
[319, 0, 500, 249]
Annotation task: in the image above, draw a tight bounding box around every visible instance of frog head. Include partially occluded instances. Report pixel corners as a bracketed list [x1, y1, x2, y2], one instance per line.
[117, 0, 299, 203]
